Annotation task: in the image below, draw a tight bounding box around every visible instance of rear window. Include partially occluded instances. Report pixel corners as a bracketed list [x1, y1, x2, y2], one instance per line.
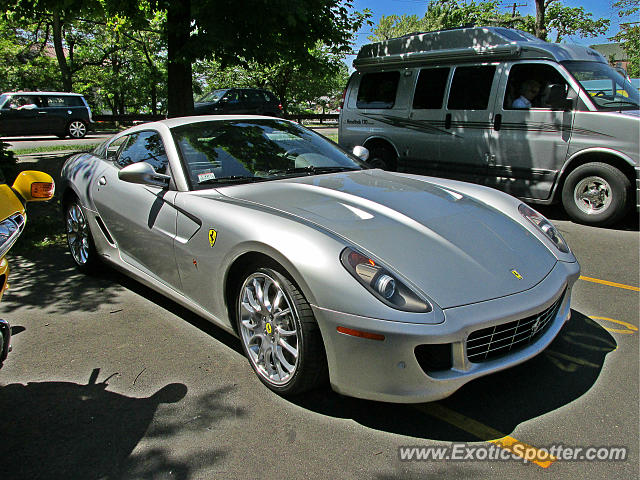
[413, 68, 450, 109]
[46, 96, 84, 107]
[357, 71, 400, 109]
[447, 66, 496, 110]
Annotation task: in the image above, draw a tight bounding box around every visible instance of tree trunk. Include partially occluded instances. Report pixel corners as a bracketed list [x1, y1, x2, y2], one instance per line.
[534, 0, 548, 41]
[167, 0, 194, 118]
[52, 9, 73, 91]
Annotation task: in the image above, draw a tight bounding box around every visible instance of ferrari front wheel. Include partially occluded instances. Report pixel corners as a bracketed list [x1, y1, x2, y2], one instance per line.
[236, 267, 327, 395]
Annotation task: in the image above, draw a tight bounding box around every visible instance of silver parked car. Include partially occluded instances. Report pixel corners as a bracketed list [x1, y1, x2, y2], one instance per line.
[60, 116, 580, 403]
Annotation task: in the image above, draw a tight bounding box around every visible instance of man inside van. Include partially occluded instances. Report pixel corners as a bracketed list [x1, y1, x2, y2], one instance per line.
[512, 79, 541, 109]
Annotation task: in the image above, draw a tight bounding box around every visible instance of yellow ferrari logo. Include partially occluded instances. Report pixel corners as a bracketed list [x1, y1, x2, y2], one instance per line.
[208, 229, 217, 247]
[511, 269, 523, 280]
[266, 323, 272, 335]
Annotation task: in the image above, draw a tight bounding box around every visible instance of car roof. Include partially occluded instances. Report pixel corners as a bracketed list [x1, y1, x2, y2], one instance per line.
[114, 115, 290, 134]
[1, 91, 84, 96]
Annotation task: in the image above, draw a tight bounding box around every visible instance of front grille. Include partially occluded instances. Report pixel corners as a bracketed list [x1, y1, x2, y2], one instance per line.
[466, 292, 565, 363]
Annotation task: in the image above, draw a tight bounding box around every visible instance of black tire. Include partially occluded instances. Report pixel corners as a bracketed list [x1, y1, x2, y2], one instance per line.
[64, 199, 99, 272]
[67, 120, 87, 139]
[561, 162, 630, 227]
[367, 145, 397, 171]
[236, 266, 327, 395]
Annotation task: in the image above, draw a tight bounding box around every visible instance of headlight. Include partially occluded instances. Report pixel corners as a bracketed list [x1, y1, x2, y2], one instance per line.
[340, 248, 431, 312]
[518, 204, 569, 253]
[0, 213, 25, 258]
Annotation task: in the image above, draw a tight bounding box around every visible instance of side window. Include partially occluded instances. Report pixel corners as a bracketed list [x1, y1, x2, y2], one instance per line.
[357, 71, 400, 109]
[45, 96, 67, 107]
[115, 131, 169, 174]
[104, 135, 129, 160]
[447, 66, 496, 110]
[413, 68, 450, 109]
[504, 63, 569, 110]
[7, 95, 42, 110]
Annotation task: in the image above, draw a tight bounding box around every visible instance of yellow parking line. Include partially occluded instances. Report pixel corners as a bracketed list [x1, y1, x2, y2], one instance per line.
[415, 403, 557, 468]
[590, 316, 639, 335]
[579, 275, 640, 292]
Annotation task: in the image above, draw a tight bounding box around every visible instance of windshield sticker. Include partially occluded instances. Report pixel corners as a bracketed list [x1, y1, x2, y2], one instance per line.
[198, 171, 216, 183]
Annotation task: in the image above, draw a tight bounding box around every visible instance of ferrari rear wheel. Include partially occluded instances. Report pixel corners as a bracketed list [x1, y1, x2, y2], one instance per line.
[65, 200, 98, 272]
[237, 267, 327, 395]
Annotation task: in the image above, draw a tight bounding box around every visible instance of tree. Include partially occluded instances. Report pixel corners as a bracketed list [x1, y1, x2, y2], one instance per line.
[612, 0, 640, 77]
[533, 0, 609, 41]
[369, 0, 510, 41]
[139, 0, 369, 117]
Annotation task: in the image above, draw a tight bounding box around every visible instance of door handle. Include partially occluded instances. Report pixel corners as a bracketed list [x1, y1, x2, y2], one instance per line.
[98, 176, 107, 186]
[445, 113, 452, 129]
[493, 113, 502, 131]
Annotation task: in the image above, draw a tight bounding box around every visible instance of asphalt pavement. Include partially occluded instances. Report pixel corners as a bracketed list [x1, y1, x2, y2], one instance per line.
[0, 151, 637, 479]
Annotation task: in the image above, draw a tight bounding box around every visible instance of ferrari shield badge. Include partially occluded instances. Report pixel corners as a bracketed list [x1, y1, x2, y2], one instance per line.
[511, 269, 523, 280]
[208, 229, 217, 247]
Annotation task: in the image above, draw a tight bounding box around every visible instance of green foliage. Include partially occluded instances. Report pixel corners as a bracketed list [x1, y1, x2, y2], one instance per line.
[369, 0, 511, 41]
[613, 0, 640, 77]
[369, 0, 610, 45]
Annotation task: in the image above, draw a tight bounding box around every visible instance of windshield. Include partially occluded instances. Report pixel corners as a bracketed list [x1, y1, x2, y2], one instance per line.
[0, 94, 8, 109]
[171, 119, 364, 190]
[196, 90, 227, 103]
[563, 61, 639, 110]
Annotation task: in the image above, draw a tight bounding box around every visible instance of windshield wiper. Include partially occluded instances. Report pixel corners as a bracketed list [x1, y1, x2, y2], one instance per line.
[602, 100, 639, 108]
[271, 166, 360, 176]
[198, 175, 267, 185]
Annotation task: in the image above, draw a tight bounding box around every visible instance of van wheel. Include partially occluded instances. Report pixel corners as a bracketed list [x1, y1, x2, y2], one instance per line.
[67, 120, 87, 139]
[561, 162, 630, 227]
[367, 145, 396, 171]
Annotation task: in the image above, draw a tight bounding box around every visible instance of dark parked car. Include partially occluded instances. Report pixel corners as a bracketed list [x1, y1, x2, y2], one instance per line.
[194, 88, 283, 117]
[0, 91, 93, 138]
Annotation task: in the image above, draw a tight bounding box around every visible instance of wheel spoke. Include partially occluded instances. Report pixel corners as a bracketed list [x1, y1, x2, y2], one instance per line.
[279, 338, 298, 357]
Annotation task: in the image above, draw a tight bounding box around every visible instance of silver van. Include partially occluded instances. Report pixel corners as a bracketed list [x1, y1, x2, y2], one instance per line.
[339, 27, 639, 226]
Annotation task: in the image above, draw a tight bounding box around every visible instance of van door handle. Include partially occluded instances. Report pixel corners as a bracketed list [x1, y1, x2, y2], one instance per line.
[445, 113, 451, 129]
[493, 113, 502, 131]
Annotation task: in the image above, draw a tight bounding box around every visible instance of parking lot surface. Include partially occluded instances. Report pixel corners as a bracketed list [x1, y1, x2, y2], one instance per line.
[0, 190, 637, 478]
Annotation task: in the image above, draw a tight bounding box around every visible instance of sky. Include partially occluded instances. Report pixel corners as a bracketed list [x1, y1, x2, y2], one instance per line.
[346, 0, 628, 67]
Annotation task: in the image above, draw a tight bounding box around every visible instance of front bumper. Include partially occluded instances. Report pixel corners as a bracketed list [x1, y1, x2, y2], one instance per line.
[314, 260, 580, 403]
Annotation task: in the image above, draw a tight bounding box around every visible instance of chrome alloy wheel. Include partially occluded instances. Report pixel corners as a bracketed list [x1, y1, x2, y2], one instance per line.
[68, 120, 87, 138]
[238, 272, 300, 386]
[573, 175, 612, 215]
[66, 203, 91, 265]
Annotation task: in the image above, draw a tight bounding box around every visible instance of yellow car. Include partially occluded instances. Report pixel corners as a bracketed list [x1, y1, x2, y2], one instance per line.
[0, 171, 54, 364]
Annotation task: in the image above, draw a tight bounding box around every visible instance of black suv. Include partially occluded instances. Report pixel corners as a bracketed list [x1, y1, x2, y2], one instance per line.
[0, 91, 93, 138]
[194, 88, 283, 117]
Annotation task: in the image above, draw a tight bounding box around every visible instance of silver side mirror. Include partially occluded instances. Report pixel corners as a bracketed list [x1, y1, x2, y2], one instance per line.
[118, 161, 170, 188]
[352, 146, 369, 161]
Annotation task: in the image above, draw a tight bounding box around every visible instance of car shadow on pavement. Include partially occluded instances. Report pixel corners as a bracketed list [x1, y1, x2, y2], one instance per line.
[289, 310, 617, 442]
[0, 368, 239, 480]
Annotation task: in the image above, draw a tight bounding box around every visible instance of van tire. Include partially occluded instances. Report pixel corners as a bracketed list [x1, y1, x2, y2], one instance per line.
[561, 162, 630, 227]
[367, 145, 396, 171]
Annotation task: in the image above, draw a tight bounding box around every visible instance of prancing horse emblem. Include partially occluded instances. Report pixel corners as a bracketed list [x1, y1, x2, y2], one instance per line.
[511, 269, 523, 280]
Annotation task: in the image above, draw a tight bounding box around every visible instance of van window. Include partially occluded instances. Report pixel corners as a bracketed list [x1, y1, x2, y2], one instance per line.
[413, 68, 450, 109]
[357, 71, 400, 109]
[504, 64, 568, 109]
[447, 66, 496, 110]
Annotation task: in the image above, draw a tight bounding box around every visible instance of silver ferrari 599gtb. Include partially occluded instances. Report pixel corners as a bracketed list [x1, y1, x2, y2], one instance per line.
[60, 116, 580, 403]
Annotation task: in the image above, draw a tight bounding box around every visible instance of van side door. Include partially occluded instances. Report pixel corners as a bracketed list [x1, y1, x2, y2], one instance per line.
[439, 64, 500, 184]
[488, 61, 575, 200]
[405, 67, 451, 174]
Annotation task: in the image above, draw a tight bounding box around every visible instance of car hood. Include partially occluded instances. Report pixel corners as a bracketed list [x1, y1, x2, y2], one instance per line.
[221, 170, 557, 309]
